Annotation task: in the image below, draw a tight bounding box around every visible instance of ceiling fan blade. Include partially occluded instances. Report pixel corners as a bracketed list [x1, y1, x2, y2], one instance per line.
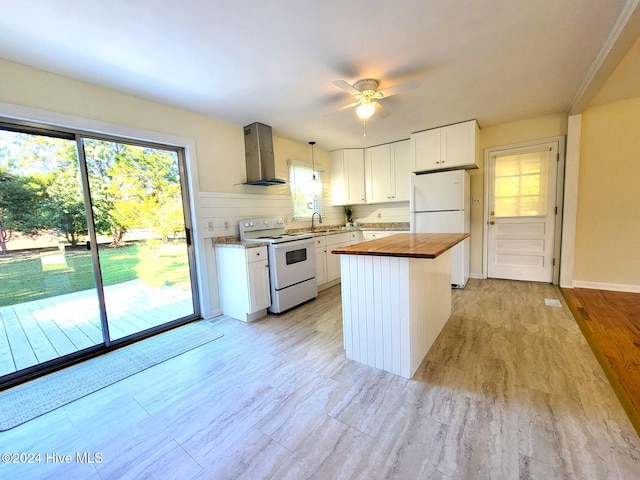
[323, 101, 360, 117]
[378, 79, 420, 98]
[337, 101, 360, 111]
[375, 102, 391, 118]
[332, 80, 361, 96]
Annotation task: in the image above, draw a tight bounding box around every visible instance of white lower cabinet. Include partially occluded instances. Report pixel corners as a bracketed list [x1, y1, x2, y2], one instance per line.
[314, 236, 327, 287]
[316, 231, 364, 290]
[215, 245, 271, 322]
[361, 230, 406, 240]
[326, 234, 346, 283]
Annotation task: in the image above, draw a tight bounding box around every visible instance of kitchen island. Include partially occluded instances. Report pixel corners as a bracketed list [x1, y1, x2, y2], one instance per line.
[331, 233, 469, 379]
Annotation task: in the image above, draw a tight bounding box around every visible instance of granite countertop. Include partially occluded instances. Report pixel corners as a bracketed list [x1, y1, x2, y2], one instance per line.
[331, 233, 469, 258]
[212, 237, 268, 249]
[212, 222, 410, 246]
[288, 222, 410, 236]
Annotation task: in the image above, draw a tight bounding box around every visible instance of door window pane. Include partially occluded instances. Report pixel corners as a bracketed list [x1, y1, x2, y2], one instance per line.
[493, 149, 549, 217]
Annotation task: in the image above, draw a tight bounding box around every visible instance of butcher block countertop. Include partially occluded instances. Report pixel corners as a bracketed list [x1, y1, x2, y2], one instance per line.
[331, 233, 469, 259]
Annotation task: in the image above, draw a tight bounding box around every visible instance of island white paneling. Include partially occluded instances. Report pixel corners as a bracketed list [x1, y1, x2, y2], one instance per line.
[340, 250, 451, 378]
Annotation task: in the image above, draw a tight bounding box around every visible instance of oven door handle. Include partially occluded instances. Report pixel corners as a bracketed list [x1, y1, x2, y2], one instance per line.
[271, 238, 314, 250]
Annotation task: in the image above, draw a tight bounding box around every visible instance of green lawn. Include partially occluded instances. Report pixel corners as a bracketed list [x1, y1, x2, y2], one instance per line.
[0, 242, 191, 307]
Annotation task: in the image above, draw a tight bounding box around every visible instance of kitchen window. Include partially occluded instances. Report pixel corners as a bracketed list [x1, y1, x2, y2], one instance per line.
[288, 161, 323, 220]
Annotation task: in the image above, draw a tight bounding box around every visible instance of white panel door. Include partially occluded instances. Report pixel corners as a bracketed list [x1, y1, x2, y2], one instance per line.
[487, 143, 558, 282]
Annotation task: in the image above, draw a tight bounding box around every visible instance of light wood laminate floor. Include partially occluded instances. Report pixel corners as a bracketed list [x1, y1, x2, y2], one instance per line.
[1, 279, 639, 479]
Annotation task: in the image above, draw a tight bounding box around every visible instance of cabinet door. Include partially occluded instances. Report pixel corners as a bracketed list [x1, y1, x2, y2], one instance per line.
[441, 121, 472, 169]
[325, 234, 347, 282]
[248, 259, 271, 312]
[411, 129, 440, 172]
[348, 231, 364, 244]
[330, 150, 345, 206]
[326, 249, 341, 282]
[392, 140, 411, 201]
[365, 144, 392, 204]
[315, 247, 327, 286]
[344, 149, 366, 205]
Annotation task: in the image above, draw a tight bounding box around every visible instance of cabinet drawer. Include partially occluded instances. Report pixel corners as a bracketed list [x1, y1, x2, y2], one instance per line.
[326, 233, 349, 245]
[346, 232, 364, 244]
[314, 236, 326, 247]
[247, 246, 268, 263]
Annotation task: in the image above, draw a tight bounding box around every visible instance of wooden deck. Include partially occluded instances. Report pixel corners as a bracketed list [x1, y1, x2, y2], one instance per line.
[0, 279, 194, 378]
[561, 287, 640, 436]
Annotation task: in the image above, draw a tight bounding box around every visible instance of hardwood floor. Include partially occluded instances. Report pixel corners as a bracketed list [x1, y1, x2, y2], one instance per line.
[0, 279, 194, 378]
[1, 279, 639, 479]
[561, 287, 640, 436]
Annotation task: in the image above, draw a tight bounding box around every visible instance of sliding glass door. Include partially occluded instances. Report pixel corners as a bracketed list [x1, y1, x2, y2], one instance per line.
[83, 138, 196, 341]
[0, 128, 103, 378]
[0, 123, 198, 386]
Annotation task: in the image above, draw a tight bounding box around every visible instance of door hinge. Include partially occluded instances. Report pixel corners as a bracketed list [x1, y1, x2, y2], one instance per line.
[556, 153, 559, 162]
[555, 206, 558, 215]
[552, 258, 556, 266]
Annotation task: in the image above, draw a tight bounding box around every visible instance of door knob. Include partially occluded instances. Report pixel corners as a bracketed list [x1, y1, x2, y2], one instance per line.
[489, 220, 496, 225]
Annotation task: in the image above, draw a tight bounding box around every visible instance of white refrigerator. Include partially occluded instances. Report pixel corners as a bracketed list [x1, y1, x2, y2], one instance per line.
[410, 169, 470, 288]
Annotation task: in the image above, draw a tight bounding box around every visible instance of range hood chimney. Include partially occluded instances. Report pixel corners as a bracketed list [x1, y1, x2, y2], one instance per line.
[243, 122, 286, 186]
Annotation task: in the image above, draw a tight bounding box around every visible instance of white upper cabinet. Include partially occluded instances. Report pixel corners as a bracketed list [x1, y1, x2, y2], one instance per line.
[411, 120, 479, 173]
[331, 149, 365, 206]
[392, 140, 411, 202]
[365, 140, 411, 204]
[365, 143, 392, 204]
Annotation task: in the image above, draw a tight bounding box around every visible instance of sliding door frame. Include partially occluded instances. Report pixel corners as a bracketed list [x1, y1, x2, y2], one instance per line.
[0, 117, 201, 390]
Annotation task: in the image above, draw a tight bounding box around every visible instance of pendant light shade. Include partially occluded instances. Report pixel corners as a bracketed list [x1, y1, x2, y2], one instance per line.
[309, 141, 321, 195]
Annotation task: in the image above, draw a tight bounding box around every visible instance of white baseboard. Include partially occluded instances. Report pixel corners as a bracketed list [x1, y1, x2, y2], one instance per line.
[572, 280, 640, 293]
[469, 273, 484, 280]
[203, 307, 224, 320]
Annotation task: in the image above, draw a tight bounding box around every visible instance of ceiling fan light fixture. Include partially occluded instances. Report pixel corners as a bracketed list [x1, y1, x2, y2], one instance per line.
[356, 101, 376, 119]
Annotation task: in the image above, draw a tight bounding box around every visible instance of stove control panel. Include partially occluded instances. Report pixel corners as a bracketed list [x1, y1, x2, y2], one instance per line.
[239, 217, 288, 241]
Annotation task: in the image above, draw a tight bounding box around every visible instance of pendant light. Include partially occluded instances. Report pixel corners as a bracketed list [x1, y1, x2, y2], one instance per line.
[309, 141, 321, 196]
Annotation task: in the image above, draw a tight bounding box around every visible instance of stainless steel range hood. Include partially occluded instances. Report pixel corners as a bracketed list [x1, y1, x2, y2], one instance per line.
[243, 122, 286, 186]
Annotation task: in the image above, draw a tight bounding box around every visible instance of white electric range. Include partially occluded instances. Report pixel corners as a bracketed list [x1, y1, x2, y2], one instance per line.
[239, 217, 317, 313]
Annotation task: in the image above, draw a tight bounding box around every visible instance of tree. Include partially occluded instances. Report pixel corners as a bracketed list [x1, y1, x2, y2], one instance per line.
[84, 139, 184, 246]
[0, 169, 48, 254]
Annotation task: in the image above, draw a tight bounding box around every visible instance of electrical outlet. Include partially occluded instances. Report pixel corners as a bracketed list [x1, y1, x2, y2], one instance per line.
[472, 197, 481, 205]
[224, 221, 229, 230]
[207, 221, 214, 232]
[377, 212, 382, 219]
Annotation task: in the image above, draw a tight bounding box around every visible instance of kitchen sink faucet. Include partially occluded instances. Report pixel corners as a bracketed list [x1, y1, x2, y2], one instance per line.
[311, 211, 323, 231]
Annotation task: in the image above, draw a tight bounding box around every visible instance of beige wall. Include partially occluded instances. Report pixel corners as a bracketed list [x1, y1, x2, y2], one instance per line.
[574, 96, 640, 287]
[0, 58, 332, 197]
[1, 59, 247, 193]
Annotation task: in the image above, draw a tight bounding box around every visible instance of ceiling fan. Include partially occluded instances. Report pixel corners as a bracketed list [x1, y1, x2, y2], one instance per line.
[332, 78, 420, 120]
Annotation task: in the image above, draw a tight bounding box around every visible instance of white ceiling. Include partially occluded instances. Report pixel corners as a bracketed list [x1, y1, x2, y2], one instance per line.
[0, 0, 638, 150]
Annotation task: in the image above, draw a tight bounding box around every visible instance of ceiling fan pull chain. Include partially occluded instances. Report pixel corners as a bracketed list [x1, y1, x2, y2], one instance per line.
[363, 119, 367, 137]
